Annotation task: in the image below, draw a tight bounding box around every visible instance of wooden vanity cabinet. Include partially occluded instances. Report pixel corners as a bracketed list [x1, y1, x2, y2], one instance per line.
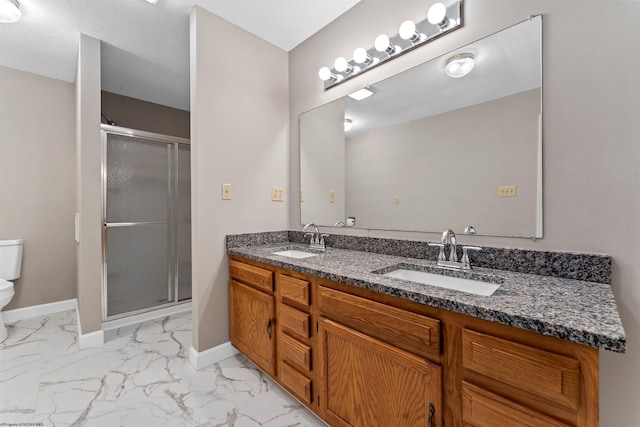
[229, 260, 276, 376]
[229, 257, 600, 427]
[318, 286, 442, 427]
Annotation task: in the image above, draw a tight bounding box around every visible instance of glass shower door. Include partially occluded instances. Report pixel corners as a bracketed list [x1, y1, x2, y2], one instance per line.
[103, 130, 189, 319]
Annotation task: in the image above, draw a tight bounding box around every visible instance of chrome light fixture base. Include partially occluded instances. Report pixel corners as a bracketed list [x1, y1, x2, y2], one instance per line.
[320, 1, 464, 90]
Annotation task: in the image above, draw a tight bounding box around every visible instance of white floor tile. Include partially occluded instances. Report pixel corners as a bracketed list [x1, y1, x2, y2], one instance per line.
[1, 310, 325, 426]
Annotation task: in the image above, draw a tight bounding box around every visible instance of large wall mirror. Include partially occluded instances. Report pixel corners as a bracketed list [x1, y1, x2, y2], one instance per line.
[300, 16, 542, 238]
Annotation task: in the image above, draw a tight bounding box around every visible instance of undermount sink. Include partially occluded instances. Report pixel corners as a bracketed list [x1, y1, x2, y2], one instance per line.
[377, 265, 502, 296]
[272, 249, 318, 259]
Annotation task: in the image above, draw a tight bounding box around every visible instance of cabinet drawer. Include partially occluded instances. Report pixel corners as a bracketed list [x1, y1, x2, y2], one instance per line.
[280, 333, 312, 372]
[279, 274, 310, 307]
[462, 329, 580, 410]
[280, 304, 310, 340]
[230, 260, 273, 293]
[462, 382, 571, 427]
[280, 362, 313, 404]
[318, 286, 440, 358]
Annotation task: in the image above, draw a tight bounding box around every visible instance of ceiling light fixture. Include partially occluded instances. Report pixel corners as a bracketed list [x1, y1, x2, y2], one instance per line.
[0, 0, 21, 24]
[318, 1, 463, 90]
[347, 86, 374, 101]
[445, 53, 475, 78]
[344, 119, 353, 132]
[144, 0, 159, 4]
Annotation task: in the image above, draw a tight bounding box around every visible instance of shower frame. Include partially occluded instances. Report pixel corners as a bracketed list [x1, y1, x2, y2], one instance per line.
[100, 124, 190, 322]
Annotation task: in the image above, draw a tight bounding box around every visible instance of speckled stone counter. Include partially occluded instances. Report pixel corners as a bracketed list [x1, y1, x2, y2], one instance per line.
[227, 231, 626, 353]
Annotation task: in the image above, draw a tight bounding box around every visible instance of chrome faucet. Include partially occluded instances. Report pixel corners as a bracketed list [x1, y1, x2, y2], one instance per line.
[429, 228, 481, 270]
[303, 223, 327, 251]
[441, 229, 458, 262]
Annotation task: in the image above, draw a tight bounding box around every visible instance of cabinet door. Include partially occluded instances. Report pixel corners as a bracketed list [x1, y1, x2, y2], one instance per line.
[229, 279, 275, 376]
[318, 318, 442, 427]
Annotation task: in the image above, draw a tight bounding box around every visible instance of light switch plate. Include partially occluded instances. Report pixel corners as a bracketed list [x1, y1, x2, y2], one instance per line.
[329, 191, 335, 203]
[222, 183, 232, 200]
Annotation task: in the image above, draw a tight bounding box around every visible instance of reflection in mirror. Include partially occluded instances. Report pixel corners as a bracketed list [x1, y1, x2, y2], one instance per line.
[300, 16, 542, 238]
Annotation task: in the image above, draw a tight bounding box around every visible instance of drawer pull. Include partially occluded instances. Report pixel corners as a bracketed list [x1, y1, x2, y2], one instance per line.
[267, 318, 272, 340]
[428, 403, 435, 427]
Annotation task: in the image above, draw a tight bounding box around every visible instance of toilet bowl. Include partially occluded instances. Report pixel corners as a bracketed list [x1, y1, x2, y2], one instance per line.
[0, 279, 15, 342]
[0, 239, 23, 343]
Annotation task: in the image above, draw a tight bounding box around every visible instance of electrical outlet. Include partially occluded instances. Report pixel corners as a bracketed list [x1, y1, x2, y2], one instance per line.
[221, 183, 232, 200]
[272, 187, 284, 202]
[329, 191, 335, 203]
[498, 185, 517, 197]
[395, 196, 400, 204]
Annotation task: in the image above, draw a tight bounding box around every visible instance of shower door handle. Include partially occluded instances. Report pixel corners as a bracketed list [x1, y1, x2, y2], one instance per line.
[104, 222, 173, 228]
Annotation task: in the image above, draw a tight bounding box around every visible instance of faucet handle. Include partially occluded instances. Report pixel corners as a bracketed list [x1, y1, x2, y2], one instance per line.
[462, 246, 482, 269]
[428, 242, 446, 261]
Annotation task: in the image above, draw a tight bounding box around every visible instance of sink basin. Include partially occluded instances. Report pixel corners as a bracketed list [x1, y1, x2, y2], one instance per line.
[381, 269, 501, 296]
[272, 249, 318, 259]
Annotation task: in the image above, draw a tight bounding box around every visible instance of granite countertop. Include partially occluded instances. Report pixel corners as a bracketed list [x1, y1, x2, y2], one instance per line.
[228, 239, 626, 353]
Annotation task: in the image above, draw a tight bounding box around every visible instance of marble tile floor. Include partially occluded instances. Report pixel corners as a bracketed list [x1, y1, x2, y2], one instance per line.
[0, 310, 326, 427]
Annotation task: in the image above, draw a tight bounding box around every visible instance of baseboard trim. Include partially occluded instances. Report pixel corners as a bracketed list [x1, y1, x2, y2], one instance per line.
[3, 298, 78, 323]
[189, 342, 239, 370]
[76, 307, 104, 349]
[102, 301, 192, 332]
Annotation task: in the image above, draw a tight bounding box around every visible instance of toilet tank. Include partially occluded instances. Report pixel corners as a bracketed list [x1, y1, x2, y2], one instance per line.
[0, 239, 23, 281]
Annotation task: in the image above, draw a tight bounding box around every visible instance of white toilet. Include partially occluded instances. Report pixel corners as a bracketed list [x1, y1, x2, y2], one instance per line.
[0, 239, 23, 343]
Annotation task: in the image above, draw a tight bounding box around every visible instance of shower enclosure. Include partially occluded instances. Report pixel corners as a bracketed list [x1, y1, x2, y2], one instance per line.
[101, 125, 191, 320]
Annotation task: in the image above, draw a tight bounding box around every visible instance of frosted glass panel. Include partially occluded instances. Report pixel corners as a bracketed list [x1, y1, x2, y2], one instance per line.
[106, 134, 172, 223]
[177, 145, 192, 300]
[106, 225, 174, 317]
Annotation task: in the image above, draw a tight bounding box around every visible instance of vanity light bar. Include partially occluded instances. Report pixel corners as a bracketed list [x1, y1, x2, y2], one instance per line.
[319, 1, 464, 90]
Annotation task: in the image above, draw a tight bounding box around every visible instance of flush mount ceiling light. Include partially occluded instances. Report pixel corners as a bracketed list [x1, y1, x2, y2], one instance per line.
[318, 1, 463, 90]
[344, 119, 353, 132]
[0, 0, 21, 24]
[445, 53, 475, 78]
[144, 0, 159, 4]
[347, 86, 374, 101]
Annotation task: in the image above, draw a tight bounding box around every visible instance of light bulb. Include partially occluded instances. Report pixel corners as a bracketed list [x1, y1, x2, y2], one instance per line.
[427, 2, 447, 26]
[374, 34, 390, 52]
[0, 0, 21, 23]
[353, 47, 378, 66]
[334, 57, 352, 73]
[399, 20, 416, 40]
[353, 47, 368, 64]
[318, 66, 333, 81]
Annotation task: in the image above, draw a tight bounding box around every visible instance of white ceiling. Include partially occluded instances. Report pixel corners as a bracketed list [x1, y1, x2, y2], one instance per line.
[0, 0, 360, 111]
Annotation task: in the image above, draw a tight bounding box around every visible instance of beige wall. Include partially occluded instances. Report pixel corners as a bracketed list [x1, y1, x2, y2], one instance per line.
[75, 34, 103, 334]
[101, 91, 190, 139]
[0, 66, 76, 309]
[190, 7, 289, 351]
[289, 1, 640, 425]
